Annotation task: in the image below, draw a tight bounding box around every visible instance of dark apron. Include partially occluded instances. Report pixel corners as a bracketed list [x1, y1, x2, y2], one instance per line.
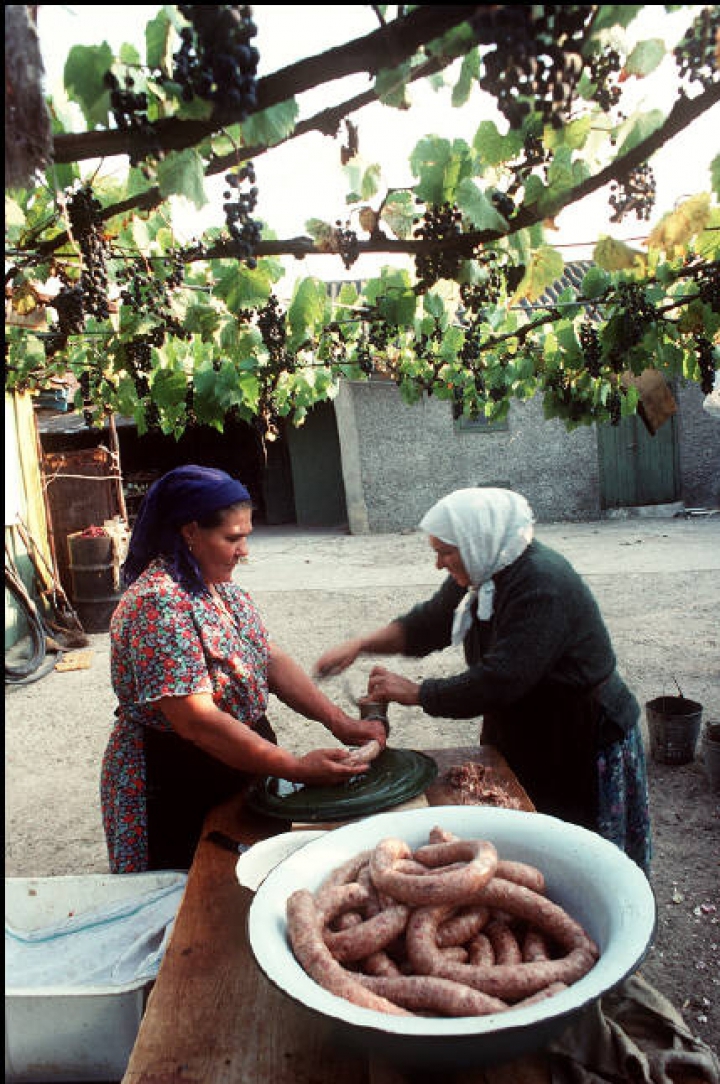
[480, 681, 604, 830]
[144, 716, 277, 871]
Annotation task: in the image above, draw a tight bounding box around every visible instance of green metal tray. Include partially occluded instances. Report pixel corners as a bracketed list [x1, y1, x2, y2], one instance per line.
[246, 747, 438, 822]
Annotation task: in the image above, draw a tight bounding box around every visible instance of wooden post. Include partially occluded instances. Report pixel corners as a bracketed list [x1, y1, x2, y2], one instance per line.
[107, 412, 129, 523]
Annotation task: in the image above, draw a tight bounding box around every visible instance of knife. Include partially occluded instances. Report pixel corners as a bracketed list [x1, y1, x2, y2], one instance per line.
[204, 829, 250, 856]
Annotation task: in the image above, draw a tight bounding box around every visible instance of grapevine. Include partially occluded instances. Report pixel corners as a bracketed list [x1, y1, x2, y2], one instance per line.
[103, 71, 161, 168]
[477, 6, 594, 129]
[609, 165, 657, 224]
[413, 202, 464, 293]
[173, 5, 259, 121]
[223, 163, 262, 268]
[588, 48, 624, 114]
[579, 319, 602, 378]
[674, 7, 720, 93]
[694, 335, 718, 395]
[334, 221, 360, 271]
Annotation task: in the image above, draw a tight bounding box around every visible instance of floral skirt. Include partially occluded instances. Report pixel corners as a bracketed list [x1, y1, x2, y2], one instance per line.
[597, 724, 653, 878]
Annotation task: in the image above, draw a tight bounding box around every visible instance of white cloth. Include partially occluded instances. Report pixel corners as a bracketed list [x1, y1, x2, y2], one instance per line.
[419, 487, 535, 645]
[703, 369, 720, 420]
[5, 879, 186, 989]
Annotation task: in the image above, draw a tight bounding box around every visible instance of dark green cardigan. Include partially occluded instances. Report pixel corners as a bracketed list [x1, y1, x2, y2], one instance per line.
[396, 539, 639, 825]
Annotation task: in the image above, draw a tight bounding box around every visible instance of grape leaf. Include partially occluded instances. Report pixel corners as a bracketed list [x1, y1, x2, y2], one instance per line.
[157, 149, 208, 208]
[63, 43, 114, 129]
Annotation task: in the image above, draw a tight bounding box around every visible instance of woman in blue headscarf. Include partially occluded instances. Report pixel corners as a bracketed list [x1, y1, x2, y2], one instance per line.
[316, 487, 652, 877]
[101, 465, 386, 873]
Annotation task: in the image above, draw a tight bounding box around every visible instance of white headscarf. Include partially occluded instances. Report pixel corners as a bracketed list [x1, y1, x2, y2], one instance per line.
[419, 487, 535, 645]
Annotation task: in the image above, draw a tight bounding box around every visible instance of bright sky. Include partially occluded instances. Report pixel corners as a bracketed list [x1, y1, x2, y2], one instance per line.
[36, 5, 720, 291]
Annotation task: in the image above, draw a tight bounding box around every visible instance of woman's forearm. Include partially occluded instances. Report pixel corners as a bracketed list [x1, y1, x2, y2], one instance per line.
[268, 643, 346, 728]
[358, 620, 407, 655]
[160, 692, 301, 777]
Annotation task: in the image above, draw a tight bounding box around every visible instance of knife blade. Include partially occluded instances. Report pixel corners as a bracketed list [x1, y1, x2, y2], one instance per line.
[204, 830, 250, 856]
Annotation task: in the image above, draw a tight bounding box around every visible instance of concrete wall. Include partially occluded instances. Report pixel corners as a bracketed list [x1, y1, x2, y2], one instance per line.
[335, 377, 720, 534]
[336, 380, 601, 533]
[675, 380, 720, 510]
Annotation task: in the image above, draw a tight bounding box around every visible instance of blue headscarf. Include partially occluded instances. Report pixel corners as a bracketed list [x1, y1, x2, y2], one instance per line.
[122, 465, 251, 593]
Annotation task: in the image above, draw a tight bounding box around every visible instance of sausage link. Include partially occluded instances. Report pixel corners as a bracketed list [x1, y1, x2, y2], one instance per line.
[324, 903, 410, 963]
[484, 918, 523, 966]
[286, 889, 411, 1015]
[513, 981, 567, 1008]
[468, 931, 495, 967]
[436, 905, 490, 948]
[314, 882, 370, 922]
[476, 878, 598, 956]
[333, 911, 363, 932]
[370, 837, 498, 906]
[361, 950, 402, 977]
[495, 859, 546, 895]
[344, 739, 382, 765]
[439, 945, 469, 963]
[317, 851, 372, 892]
[405, 901, 597, 1002]
[522, 928, 552, 963]
[357, 974, 508, 1017]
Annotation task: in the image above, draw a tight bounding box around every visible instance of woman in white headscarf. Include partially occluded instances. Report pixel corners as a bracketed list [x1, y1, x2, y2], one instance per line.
[315, 487, 652, 876]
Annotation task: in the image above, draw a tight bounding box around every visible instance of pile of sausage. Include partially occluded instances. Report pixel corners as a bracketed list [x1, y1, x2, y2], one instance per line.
[286, 826, 599, 1018]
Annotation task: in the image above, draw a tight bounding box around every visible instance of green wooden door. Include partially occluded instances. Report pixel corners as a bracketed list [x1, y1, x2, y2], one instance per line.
[597, 412, 680, 509]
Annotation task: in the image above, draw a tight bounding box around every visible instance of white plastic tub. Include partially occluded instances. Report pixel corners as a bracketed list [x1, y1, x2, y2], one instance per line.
[5, 872, 186, 1083]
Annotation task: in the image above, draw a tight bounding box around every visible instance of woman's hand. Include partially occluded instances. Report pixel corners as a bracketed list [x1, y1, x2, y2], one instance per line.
[368, 665, 421, 706]
[314, 637, 364, 678]
[294, 747, 374, 785]
[329, 711, 388, 749]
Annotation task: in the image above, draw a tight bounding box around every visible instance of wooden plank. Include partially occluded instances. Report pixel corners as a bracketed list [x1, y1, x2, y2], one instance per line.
[123, 793, 370, 1084]
[424, 745, 535, 812]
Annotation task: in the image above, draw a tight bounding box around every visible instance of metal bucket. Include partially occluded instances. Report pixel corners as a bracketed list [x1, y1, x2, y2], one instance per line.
[67, 532, 122, 634]
[701, 723, 720, 791]
[646, 695, 703, 765]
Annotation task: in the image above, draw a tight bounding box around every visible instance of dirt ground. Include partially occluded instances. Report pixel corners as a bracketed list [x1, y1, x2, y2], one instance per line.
[5, 515, 720, 1058]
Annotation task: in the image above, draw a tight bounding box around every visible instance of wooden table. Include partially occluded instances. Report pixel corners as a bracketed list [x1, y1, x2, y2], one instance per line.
[120, 746, 702, 1084]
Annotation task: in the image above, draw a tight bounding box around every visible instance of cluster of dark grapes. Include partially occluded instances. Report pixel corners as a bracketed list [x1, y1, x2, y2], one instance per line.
[458, 322, 484, 369]
[694, 335, 717, 394]
[674, 7, 720, 93]
[413, 202, 464, 293]
[257, 294, 289, 368]
[122, 337, 155, 401]
[320, 322, 349, 367]
[173, 5, 259, 121]
[490, 190, 516, 221]
[223, 164, 262, 267]
[334, 221, 360, 271]
[355, 305, 393, 352]
[507, 131, 552, 199]
[612, 282, 658, 351]
[116, 261, 191, 341]
[51, 285, 86, 338]
[477, 6, 593, 128]
[609, 164, 656, 223]
[588, 49, 623, 114]
[579, 318, 602, 377]
[544, 370, 601, 423]
[66, 185, 111, 320]
[50, 185, 112, 339]
[355, 339, 374, 375]
[103, 71, 162, 167]
[459, 254, 525, 317]
[452, 371, 489, 421]
[685, 257, 720, 312]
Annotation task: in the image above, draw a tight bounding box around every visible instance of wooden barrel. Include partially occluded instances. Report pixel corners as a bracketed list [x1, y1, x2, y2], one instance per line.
[67, 532, 122, 634]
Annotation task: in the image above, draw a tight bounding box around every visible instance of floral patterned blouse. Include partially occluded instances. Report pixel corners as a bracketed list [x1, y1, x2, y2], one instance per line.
[101, 558, 269, 872]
